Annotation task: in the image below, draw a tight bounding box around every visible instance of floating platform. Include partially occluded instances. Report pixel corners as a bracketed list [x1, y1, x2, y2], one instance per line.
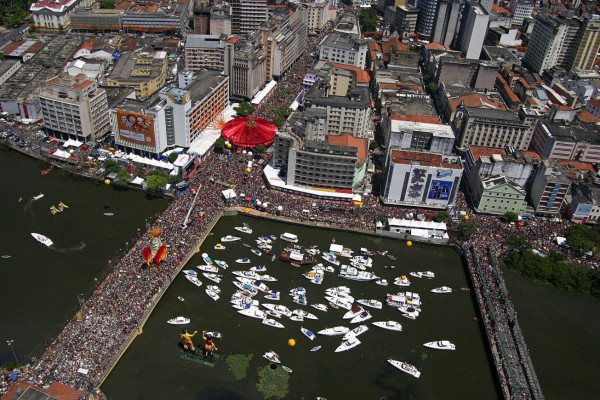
[180, 351, 220, 368]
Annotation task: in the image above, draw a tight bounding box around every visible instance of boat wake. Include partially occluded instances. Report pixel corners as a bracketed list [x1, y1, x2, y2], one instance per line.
[52, 242, 86, 253]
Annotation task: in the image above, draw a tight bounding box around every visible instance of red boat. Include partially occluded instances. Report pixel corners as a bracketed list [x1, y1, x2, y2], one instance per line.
[280, 249, 315, 265]
[41, 168, 51, 175]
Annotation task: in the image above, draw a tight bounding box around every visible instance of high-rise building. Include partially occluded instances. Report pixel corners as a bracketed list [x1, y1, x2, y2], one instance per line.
[416, 0, 439, 41]
[303, 0, 328, 35]
[455, 1, 489, 60]
[185, 34, 226, 71]
[39, 72, 110, 141]
[394, 5, 420, 36]
[431, 0, 463, 46]
[319, 32, 369, 69]
[508, 0, 534, 26]
[572, 14, 600, 71]
[224, 37, 267, 100]
[230, 0, 268, 35]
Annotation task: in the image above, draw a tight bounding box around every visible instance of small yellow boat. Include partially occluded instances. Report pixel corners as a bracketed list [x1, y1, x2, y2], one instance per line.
[58, 202, 69, 208]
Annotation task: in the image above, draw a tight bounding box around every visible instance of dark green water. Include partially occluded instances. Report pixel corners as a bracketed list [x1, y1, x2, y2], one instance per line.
[101, 217, 498, 399]
[0, 147, 169, 363]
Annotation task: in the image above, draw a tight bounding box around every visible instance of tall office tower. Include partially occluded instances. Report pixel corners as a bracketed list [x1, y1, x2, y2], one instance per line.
[572, 14, 600, 71]
[416, 0, 439, 41]
[455, 1, 489, 60]
[508, 0, 534, 26]
[522, 14, 581, 73]
[479, 0, 492, 13]
[230, 0, 268, 34]
[431, 0, 463, 46]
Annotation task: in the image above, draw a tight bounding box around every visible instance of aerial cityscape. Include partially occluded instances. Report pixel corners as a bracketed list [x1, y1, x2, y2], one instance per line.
[1, 0, 600, 398]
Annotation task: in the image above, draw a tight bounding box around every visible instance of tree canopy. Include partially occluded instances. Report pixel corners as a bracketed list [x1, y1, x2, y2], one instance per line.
[234, 102, 256, 118]
[104, 159, 122, 174]
[358, 8, 378, 33]
[435, 211, 450, 223]
[501, 211, 519, 223]
[99, 0, 115, 9]
[168, 152, 179, 163]
[0, 0, 30, 27]
[115, 170, 131, 185]
[565, 224, 599, 255]
[147, 174, 167, 191]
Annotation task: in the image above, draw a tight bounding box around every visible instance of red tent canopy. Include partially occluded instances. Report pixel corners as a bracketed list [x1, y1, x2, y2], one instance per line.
[221, 117, 277, 148]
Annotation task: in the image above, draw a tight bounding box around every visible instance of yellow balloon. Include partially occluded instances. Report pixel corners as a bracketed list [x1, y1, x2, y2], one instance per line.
[288, 339, 296, 347]
[244, 208, 250, 214]
[464, 215, 469, 220]
[227, 143, 232, 148]
[407, 241, 413, 247]
[104, 179, 110, 185]
[246, 167, 251, 173]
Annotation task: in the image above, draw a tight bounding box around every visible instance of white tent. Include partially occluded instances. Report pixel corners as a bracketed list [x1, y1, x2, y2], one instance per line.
[222, 188, 237, 201]
[63, 139, 83, 148]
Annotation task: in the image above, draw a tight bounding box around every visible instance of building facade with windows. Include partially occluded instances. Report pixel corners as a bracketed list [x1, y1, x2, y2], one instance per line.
[106, 51, 168, 100]
[185, 34, 226, 71]
[30, 0, 94, 30]
[529, 159, 571, 215]
[318, 32, 369, 69]
[530, 120, 600, 163]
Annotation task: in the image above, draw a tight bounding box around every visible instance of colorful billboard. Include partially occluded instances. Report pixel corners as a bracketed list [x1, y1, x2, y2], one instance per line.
[117, 110, 156, 146]
[428, 180, 453, 200]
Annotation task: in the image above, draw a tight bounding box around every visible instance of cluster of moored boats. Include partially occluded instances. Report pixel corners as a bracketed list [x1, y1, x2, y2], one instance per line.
[168, 224, 458, 379]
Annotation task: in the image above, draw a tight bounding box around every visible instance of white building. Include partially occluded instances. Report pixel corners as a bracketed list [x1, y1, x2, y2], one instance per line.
[30, 0, 94, 30]
[383, 117, 455, 155]
[508, 0, 534, 26]
[303, 0, 328, 35]
[456, 2, 489, 60]
[382, 149, 463, 209]
[0, 59, 21, 86]
[319, 32, 369, 69]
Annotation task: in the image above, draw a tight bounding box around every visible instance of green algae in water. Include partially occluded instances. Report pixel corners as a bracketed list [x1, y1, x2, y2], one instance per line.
[226, 354, 253, 380]
[256, 364, 290, 399]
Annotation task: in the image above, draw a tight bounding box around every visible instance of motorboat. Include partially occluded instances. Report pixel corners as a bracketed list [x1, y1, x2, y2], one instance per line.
[214, 260, 229, 269]
[301, 327, 316, 340]
[214, 243, 226, 250]
[343, 306, 364, 320]
[329, 243, 354, 258]
[258, 244, 273, 254]
[360, 248, 376, 256]
[317, 326, 349, 336]
[32, 193, 44, 201]
[178, 296, 184, 302]
[264, 290, 281, 301]
[376, 279, 388, 286]
[250, 265, 267, 272]
[343, 324, 369, 340]
[265, 310, 282, 318]
[202, 253, 213, 265]
[103, 212, 114, 216]
[292, 309, 318, 320]
[387, 254, 397, 260]
[196, 265, 219, 273]
[280, 249, 315, 265]
[263, 350, 280, 364]
[289, 314, 304, 322]
[256, 236, 272, 245]
[422, 271, 435, 279]
[236, 257, 251, 264]
[233, 281, 259, 296]
[251, 248, 262, 256]
[262, 304, 291, 317]
[384, 265, 396, 269]
[349, 255, 373, 270]
[311, 303, 328, 312]
[399, 307, 420, 320]
[335, 336, 361, 352]
[356, 299, 383, 309]
[31, 233, 53, 247]
[259, 274, 277, 282]
[232, 270, 261, 280]
[204, 331, 223, 339]
[270, 235, 278, 241]
[338, 265, 378, 282]
[231, 298, 258, 310]
[221, 235, 241, 242]
[431, 286, 453, 294]
[372, 321, 403, 332]
[303, 270, 324, 284]
[306, 247, 320, 256]
[350, 310, 372, 324]
[423, 341, 456, 350]
[310, 346, 321, 352]
[280, 232, 298, 243]
[387, 359, 421, 378]
[182, 269, 197, 276]
[205, 285, 220, 301]
[167, 316, 190, 325]
[289, 287, 306, 296]
[202, 273, 222, 283]
[292, 294, 308, 306]
[409, 271, 423, 278]
[282, 366, 292, 373]
[234, 225, 253, 234]
[325, 286, 351, 296]
[262, 318, 285, 329]
[185, 274, 203, 287]
[238, 307, 265, 319]
[271, 254, 277, 262]
[325, 296, 353, 310]
[394, 276, 411, 287]
[235, 277, 269, 292]
[321, 252, 341, 266]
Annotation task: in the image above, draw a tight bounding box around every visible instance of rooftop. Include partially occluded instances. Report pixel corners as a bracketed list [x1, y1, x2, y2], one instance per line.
[390, 149, 462, 169]
[326, 133, 368, 163]
[542, 121, 600, 144]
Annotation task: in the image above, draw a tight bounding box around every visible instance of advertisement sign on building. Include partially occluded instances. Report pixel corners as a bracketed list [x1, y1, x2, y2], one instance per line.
[428, 180, 453, 200]
[117, 110, 156, 146]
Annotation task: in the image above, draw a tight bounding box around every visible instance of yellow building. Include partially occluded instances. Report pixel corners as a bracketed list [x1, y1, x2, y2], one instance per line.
[106, 51, 168, 99]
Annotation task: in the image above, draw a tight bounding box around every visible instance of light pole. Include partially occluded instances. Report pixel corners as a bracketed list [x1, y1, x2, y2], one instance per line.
[77, 293, 85, 309]
[7, 340, 18, 365]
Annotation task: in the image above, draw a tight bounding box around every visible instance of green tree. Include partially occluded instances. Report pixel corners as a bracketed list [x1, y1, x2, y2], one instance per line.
[168, 152, 179, 163]
[214, 136, 225, 150]
[149, 169, 167, 177]
[115, 170, 131, 185]
[434, 211, 450, 223]
[104, 159, 121, 174]
[274, 116, 286, 129]
[501, 211, 519, 223]
[369, 141, 378, 151]
[427, 82, 439, 94]
[233, 102, 256, 118]
[147, 174, 167, 191]
[565, 224, 599, 255]
[254, 145, 267, 155]
[168, 174, 182, 184]
[99, 0, 115, 9]
[456, 220, 477, 240]
[504, 235, 531, 251]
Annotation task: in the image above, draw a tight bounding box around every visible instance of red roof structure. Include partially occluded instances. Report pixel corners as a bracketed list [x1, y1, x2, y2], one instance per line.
[221, 117, 277, 148]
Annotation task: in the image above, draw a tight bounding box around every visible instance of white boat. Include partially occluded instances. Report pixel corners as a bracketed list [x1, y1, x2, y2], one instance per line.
[301, 327, 316, 340]
[394, 276, 411, 287]
[409, 271, 423, 278]
[372, 321, 403, 332]
[259, 274, 277, 282]
[321, 252, 341, 266]
[258, 243, 273, 254]
[214, 243, 226, 250]
[185, 274, 203, 287]
[292, 309, 318, 320]
[197, 265, 219, 273]
[236, 257, 251, 264]
[292, 295, 308, 306]
[343, 324, 369, 340]
[202, 253, 213, 265]
[317, 326, 349, 336]
[167, 316, 190, 325]
[311, 303, 328, 312]
[329, 243, 354, 258]
[256, 236, 272, 245]
[231, 299, 258, 310]
[214, 260, 229, 269]
[251, 248, 262, 256]
[32, 193, 44, 201]
[233, 281, 259, 296]
[232, 270, 261, 279]
[205, 286, 220, 301]
[388, 359, 421, 378]
[182, 269, 197, 276]
[307, 247, 320, 256]
[343, 306, 364, 320]
[205, 331, 223, 339]
[280, 232, 298, 243]
[264, 290, 281, 301]
[31, 233, 53, 247]
[356, 299, 383, 309]
[376, 279, 388, 286]
[303, 270, 324, 284]
[422, 271, 435, 279]
[262, 318, 285, 329]
[335, 336, 361, 352]
[325, 286, 352, 298]
[360, 248, 376, 256]
[423, 340, 456, 350]
[310, 345, 321, 352]
[282, 366, 292, 373]
[262, 303, 291, 317]
[103, 212, 114, 216]
[202, 272, 222, 283]
[349, 255, 373, 269]
[338, 265, 378, 281]
[270, 235, 277, 241]
[250, 265, 267, 272]
[325, 296, 353, 310]
[263, 350, 280, 364]
[221, 235, 241, 242]
[266, 310, 282, 318]
[400, 308, 420, 320]
[235, 277, 269, 292]
[289, 287, 306, 296]
[350, 310, 372, 324]
[431, 286, 453, 294]
[238, 307, 265, 319]
[234, 225, 253, 234]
